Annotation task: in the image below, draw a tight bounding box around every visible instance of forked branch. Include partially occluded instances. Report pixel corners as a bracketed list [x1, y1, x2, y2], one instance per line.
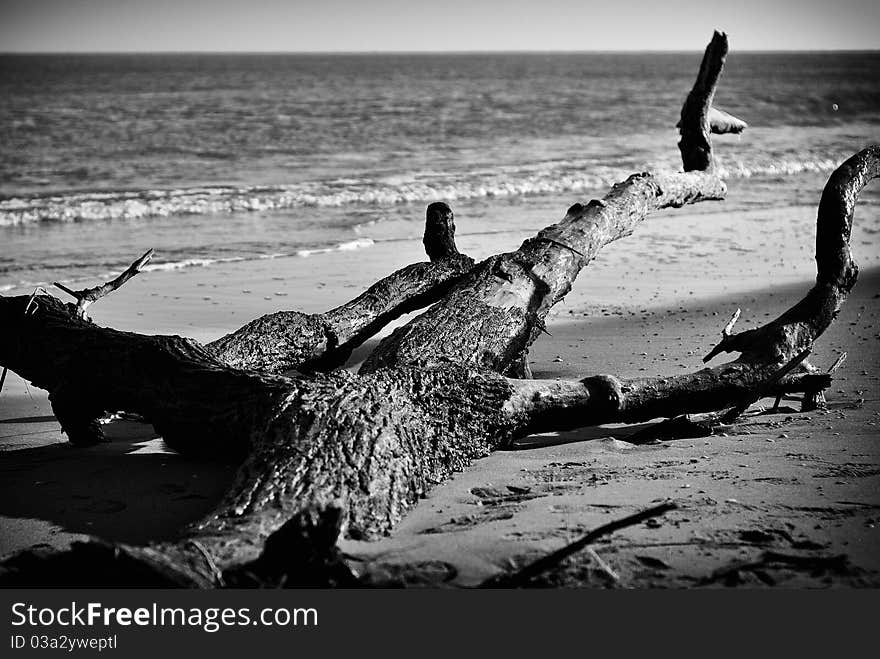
[0, 33, 869, 590]
[208, 202, 474, 372]
[53, 249, 153, 318]
[503, 145, 878, 433]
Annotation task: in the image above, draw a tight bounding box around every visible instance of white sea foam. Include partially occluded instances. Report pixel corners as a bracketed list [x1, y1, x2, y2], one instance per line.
[0, 156, 846, 227]
[2, 238, 380, 293]
[142, 256, 248, 272]
[295, 237, 374, 257]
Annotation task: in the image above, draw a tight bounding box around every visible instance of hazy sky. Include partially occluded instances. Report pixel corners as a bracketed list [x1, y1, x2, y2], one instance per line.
[1, 0, 878, 52]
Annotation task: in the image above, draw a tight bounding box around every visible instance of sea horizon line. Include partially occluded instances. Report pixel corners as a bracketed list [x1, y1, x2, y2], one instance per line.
[2, 48, 879, 56]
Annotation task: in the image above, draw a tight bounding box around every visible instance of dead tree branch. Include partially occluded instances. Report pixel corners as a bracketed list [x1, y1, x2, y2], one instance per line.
[362, 171, 725, 377]
[677, 106, 747, 136]
[362, 33, 734, 377]
[679, 30, 728, 172]
[1, 33, 870, 589]
[502, 146, 878, 433]
[480, 502, 677, 587]
[208, 202, 474, 372]
[53, 249, 153, 318]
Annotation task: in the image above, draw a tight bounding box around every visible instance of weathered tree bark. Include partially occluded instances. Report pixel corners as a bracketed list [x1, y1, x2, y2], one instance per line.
[37, 203, 472, 447]
[0, 300, 520, 585]
[0, 33, 870, 588]
[362, 32, 732, 378]
[678, 30, 728, 172]
[361, 171, 725, 377]
[501, 145, 880, 430]
[209, 202, 474, 372]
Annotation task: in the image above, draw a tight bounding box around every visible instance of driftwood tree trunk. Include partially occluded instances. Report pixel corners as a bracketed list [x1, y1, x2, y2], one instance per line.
[209, 202, 474, 373]
[0, 32, 874, 587]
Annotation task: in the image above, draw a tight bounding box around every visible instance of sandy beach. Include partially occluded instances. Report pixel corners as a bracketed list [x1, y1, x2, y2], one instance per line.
[1, 192, 878, 588]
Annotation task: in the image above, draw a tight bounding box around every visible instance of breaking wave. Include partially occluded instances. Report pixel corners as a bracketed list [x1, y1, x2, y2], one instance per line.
[0, 239, 377, 293]
[0, 156, 846, 227]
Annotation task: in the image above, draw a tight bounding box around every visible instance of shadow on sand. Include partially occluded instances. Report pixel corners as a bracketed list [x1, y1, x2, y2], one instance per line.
[0, 418, 238, 548]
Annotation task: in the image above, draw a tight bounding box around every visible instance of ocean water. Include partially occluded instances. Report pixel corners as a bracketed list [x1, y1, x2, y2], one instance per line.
[1, 51, 879, 290]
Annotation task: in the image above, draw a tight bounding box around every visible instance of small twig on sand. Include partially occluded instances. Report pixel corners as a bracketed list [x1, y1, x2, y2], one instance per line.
[802, 352, 847, 412]
[480, 501, 677, 587]
[721, 348, 812, 423]
[703, 307, 742, 362]
[827, 352, 847, 374]
[586, 547, 620, 582]
[24, 286, 48, 315]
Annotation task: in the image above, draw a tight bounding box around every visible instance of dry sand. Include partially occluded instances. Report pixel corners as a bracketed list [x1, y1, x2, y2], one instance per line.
[1, 201, 878, 588]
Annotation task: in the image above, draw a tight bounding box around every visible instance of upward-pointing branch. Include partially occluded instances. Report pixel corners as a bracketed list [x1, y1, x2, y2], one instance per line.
[703, 145, 879, 365]
[679, 30, 729, 172]
[362, 33, 734, 376]
[503, 146, 878, 433]
[208, 202, 474, 372]
[53, 249, 153, 318]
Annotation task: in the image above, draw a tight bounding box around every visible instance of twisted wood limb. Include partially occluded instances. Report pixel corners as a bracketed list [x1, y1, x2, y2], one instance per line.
[3, 34, 866, 590]
[703, 146, 878, 368]
[502, 146, 878, 432]
[362, 33, 734, 376]
[208, 202, 474, 372]
[362, 172, 725, 375]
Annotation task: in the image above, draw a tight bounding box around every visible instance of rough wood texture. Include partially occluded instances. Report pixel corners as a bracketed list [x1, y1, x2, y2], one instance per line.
[503, 146, 879, 432]
[209, 203, 474, 372]
[2, 33, 864, 588]
[678, 30, 728, 172]
[0, 294, 291, 452]
[363, 35, 734, 377]
[0, 305, 517, 585]
[703, 146, 879, 364]
[362, 172, 725, 376]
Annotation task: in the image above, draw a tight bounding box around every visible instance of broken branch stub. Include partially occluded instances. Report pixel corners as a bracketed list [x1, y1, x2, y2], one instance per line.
[678, 30, 729, 172]
[423, 201, 461, 262]
[362, 33, 732, 377]
[208, 203, 474, 373]
[54, 249, 153, 318]
[676, 106, 748, 136]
